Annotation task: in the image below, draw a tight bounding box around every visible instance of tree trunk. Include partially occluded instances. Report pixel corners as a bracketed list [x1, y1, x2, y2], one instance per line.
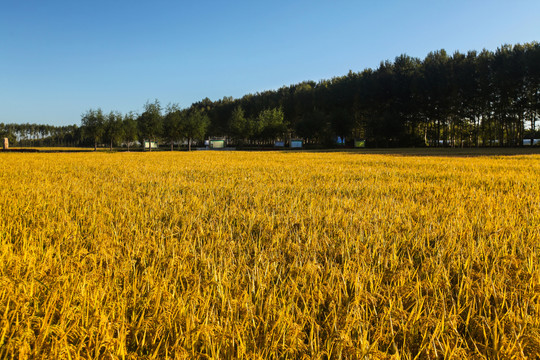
[171, 143, 174, 151]
[94, 140, 97, 151]
[531, 111, 536, 146]
[436, 119, 440, 147]
[188, 138, 192, 151]
[475, 115, 479, 147]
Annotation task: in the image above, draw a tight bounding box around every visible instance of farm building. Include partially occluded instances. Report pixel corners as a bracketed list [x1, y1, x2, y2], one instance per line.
[290, 139, 303, 148]
[274, 141, 285, 147]
[143, 140, 158, 150]
[209, 139, 225, 149]
[354, 139, 366, 148]
[336, 137, 346, 145]
[523, 139, 540, 146]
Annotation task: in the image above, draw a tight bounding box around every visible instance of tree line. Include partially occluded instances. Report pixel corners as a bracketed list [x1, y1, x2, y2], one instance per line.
[196, 42, 538, 147]
[79, 100, 288, 150]
[80, 101, 213, 151]
[0, 123, 80, 147]
[3, 43, 539, 148]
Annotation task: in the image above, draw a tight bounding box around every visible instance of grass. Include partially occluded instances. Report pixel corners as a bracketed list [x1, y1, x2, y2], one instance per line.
[0, 151, 539, 359]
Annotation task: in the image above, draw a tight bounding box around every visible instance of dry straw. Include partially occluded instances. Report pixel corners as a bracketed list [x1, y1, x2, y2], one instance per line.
[0, 151, 539, 359]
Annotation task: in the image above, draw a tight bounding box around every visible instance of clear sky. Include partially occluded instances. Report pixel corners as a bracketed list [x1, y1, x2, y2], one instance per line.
[1, 0, 539, 126]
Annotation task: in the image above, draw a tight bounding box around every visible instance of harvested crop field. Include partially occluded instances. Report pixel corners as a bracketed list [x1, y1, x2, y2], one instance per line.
[1, 151, 539, 359]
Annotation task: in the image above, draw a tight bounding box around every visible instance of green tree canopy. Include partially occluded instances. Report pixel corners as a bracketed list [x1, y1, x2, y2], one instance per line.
[122, 112, 138, 151]
[137, 100, 162, 151]
[181, 108, 210, 151]
[256, 107, 287, 142]
[163, 103, 183, 151]
[104, 111, 124, 151]
[228, 106, 251, 144]
[81, 108, 105, 150]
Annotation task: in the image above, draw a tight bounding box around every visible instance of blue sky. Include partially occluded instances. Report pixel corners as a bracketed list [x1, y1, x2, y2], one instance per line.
[1, 0, 539, 126]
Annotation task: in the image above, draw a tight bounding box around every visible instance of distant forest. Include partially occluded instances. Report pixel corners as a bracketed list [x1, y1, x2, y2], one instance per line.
[2, 43, 539, 148]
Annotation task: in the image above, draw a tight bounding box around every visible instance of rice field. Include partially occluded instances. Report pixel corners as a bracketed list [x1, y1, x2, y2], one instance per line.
[1, 151, 539, 359]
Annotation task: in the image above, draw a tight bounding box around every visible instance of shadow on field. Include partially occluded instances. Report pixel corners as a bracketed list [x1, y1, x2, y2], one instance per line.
[292, 147, 540, 157]
[3, 147, 540, 157]
[2, 149, 94, 153]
